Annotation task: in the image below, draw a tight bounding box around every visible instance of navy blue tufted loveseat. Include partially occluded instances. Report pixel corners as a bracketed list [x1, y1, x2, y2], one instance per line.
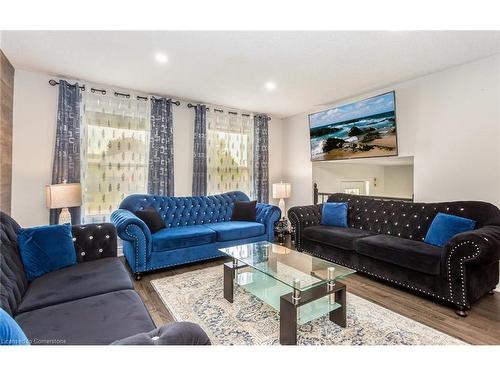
[111, 191, 281, 279]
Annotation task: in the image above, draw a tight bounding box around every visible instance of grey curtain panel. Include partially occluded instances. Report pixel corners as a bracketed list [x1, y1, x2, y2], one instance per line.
[50, 80, 82, 224]
[253, 114, 269, 204]
[148, 97, 174, 196]
[192, 104, 207, 196]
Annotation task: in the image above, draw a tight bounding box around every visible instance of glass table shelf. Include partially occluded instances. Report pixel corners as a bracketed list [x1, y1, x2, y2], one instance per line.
[236, 270, 341, 325]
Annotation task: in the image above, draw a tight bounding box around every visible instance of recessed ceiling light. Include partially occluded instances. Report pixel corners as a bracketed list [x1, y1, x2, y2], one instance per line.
[155, 52, 168, 64]
[264, 81, 277, 91]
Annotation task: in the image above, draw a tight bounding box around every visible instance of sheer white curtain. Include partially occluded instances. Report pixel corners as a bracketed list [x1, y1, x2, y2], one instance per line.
[81, 91, 150, 223]
[206, 109, 254, 197]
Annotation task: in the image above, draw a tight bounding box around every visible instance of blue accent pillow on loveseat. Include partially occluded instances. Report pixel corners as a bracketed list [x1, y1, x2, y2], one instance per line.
[424, 213, 476, 247]
[17, 223, 77, 281]
[321, 202, 348, 228]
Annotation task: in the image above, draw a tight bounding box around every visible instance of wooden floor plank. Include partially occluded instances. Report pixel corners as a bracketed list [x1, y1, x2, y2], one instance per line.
[128, 243, 500, 345]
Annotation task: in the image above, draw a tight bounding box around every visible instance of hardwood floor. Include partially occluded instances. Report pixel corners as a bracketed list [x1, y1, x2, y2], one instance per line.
[131, 242, 500, 345]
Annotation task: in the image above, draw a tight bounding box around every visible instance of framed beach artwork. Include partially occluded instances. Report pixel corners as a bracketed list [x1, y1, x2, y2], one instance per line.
[308, 91, 398, 161]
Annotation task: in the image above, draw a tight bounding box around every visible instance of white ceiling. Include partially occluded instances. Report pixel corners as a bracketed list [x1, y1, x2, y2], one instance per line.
[2, 31, 499, 118]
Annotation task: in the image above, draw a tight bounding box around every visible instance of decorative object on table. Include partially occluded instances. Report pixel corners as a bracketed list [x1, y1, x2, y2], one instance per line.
[272, 181, 291, 219]
[274, 218, 290, 245]
[150, 264, 465, 345]
[231, 200, 257, 221]
[45, 182, 82, 224]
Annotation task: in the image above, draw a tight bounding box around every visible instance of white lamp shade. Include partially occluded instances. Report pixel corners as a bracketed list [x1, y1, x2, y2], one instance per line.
[272, 182, 291, 199]
[46, 183, 82, 209]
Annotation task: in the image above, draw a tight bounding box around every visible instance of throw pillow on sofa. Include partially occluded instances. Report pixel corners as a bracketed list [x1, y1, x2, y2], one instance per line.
[0, 308, 29, 345]
[424, 213, 476, 247]
[320, 202, 348, 227]
[231, 200, 257, 221]
[135, 207, 166, 233]
[18, 223, 77, 281]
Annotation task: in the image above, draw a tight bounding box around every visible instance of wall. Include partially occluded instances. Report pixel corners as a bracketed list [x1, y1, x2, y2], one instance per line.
[282, 54, 500, 209]
[1, 49, 14, 214]
[312, 163, 386, 196]
[384, 165, 414, 199]
[12, 69, 283, 226]
[312, 163, 413, 200]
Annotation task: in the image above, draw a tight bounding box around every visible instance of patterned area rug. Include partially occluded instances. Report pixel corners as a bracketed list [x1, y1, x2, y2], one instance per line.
[151, 265, 465, 345]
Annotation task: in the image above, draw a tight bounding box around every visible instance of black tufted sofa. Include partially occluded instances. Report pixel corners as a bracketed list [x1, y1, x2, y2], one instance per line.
[0, 211, 210, 345]
[288, 193, 500, 316]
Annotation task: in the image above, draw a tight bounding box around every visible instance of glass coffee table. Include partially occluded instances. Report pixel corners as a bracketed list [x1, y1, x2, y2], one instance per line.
[219, 241, 355, 345]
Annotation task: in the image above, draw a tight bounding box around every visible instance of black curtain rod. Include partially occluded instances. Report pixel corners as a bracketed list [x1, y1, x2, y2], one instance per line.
[49, 79, 85, 91]
[150, 96, 181, 106]
[49, 79, 180, 105]
[187, 102, 270, 120]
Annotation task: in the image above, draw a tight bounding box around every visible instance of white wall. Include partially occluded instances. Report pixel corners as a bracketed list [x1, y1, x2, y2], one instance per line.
[384, 165, 414, 199]
[12, 69, 283, 226]
[12, 71, 58, 226]
[282, 54, 500, 209]
[312, 163, 413, 201]
[312, 163, 386, 196]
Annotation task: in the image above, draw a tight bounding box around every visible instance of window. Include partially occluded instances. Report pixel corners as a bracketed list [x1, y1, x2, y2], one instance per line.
[206, 110, 254, 197]
[81, 93, 150, 223]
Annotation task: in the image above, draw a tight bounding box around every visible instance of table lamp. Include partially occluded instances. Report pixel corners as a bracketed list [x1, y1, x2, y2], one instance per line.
[272, 181, 291, 219]
[46, 183, 82, 224]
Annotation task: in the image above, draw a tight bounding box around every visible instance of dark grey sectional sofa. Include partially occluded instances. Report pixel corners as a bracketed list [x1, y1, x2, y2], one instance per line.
[0, 211, 210, 345]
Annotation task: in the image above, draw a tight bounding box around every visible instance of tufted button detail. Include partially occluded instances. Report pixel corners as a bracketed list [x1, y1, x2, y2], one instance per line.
[81, 252, 86, 256]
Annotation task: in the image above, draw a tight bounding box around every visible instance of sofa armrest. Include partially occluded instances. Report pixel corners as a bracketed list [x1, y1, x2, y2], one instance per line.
[288, 204, 322, 248]
[71, 223, 117, 262]
[442, 225, 500, 307]
[111, 322, 211, 345]
[256, 203, 281, 241]
[111, 209, 152, 272]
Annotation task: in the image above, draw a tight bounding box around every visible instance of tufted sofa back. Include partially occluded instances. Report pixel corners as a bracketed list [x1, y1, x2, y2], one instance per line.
[327, 193, 500, 242]
[119, 191, 251, 228]
[0, 212, 29, 316]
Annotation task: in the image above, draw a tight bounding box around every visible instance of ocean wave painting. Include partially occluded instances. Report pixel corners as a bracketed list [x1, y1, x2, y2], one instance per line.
[309, 91, 398, 161]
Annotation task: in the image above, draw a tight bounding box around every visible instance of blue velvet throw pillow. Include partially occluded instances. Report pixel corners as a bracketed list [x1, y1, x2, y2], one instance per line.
[321, 202, 348, 227]
[424, 213, 476, 247]
[0, 308, 29, 345]
[18, 224, 77, 282]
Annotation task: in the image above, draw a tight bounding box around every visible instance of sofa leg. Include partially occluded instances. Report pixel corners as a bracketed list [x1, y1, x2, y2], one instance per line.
[455, 307, 469, 317]
[134, 273, 142, 281]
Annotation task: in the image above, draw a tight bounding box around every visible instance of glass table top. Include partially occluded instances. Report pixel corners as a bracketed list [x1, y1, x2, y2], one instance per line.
[219, 241, 355, 292]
